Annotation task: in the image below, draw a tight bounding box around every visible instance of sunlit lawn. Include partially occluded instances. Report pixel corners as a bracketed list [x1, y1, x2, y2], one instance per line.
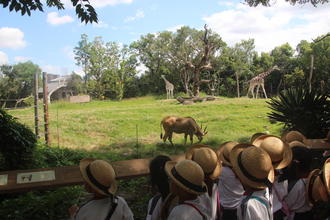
[9, 96, 282, 158]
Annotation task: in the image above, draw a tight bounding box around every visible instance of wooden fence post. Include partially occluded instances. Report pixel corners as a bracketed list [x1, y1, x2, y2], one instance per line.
[34, 71, 39, 138]
[43, 72, 50, 145]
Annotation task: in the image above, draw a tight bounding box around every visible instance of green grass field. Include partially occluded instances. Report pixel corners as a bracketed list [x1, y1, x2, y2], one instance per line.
[6, 96, 285, 219]
[9, 96, 283, 157]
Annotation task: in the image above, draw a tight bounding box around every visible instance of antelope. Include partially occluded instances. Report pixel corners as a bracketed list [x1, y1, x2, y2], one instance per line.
[160, 116, 208, 146]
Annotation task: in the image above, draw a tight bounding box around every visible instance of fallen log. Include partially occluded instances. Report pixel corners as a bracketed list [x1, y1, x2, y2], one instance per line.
[176, 96, 216, 104]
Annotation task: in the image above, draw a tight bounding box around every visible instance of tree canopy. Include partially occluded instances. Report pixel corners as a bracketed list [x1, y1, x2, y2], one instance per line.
[0, 0, 97, 23]
[245, 0, 329, 7]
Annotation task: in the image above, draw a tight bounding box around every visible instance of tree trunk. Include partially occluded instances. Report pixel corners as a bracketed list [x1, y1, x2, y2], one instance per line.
[235, 73, 240, 98]
[308, 54, 314, 93]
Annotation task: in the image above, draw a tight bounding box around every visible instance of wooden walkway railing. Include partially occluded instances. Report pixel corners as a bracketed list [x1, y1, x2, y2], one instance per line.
[0, 155, 185, 194]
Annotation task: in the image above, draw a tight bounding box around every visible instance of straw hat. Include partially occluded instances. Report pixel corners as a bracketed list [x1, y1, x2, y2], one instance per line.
[250, 133, 266, 143]
[289, 140, 308, 148]
[281, 131, 306, 143]
[230, 144, 274, 190]
[306, 169, 330, 205]
[217, 141, 239, 167]
[79, 158, 117, 196]
[186, 144, 222, 180]
[165, 160, 207, 195]
[253, 135, 292, 170]
[323, 158, 330, 195]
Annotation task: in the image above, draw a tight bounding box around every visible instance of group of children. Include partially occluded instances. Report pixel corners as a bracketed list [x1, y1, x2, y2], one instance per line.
[68, 133, 330, 220]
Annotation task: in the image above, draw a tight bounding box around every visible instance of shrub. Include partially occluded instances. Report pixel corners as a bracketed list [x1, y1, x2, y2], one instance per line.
[0, 109, 37, 170]
[0, 186, 83, 220]
[267, 88, 330, 138]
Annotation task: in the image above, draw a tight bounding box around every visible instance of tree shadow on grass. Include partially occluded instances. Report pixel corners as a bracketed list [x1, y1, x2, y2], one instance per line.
[237, 136, 250, 143]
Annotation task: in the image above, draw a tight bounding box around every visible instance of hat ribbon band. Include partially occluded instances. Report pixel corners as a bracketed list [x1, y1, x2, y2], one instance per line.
[237, 152, 273, 188]
[171, 167, 206, 193]
[223, 153, 230, 163]
[308, 171, 318, 204]
[86, 164, 110, 195]
[272, 158, 283, 165]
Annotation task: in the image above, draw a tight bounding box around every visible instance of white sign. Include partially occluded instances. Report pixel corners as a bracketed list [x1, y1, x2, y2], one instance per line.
[0, 174, 8, 185]
[17, 170, 55, 184]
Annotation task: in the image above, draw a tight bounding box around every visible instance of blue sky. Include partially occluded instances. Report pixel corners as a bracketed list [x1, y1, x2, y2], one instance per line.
[0, 0, 329, 76]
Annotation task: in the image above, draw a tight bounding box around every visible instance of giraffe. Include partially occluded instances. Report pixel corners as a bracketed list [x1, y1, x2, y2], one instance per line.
[161, 75, 174, 99]
[247, 65, 280, 99]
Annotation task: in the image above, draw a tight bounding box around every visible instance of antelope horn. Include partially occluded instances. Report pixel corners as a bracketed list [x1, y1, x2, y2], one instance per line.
[200, 123, 203, 130]
[203, 126, 208, 134]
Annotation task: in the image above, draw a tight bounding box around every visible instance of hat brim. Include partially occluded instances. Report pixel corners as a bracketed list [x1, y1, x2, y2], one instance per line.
[323, 158, 330, 195]
[289, 141, 308, 148]
[253, 135, 292, 170]
[186, 145, 222, 180]
[80, 158, 117, 196]
[281, 131, 306, 143]
[165, 161, 207, 195]
[230, 144, 274, 190]
[218, 145, 231, 167]
[306, 169, 321, 205]
[185, 144, 210, 160]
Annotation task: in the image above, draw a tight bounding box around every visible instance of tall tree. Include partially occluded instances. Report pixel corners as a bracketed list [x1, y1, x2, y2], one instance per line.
[0, 62, 41, 104]
[74, 34, 91, 84]
[270, 43, 295, 94]
[1, 0, 97, 23]
[74, 35, 137, 100]
[229, 39, 255, 97]
[169, 25, 226, 97]
[130, 32, 174, 94]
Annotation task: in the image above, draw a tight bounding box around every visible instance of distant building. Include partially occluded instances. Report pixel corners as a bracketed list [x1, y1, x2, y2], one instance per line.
[38, 74, 73, 103]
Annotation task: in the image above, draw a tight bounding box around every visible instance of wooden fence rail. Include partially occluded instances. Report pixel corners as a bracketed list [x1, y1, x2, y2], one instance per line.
[0, 155, 185, 194]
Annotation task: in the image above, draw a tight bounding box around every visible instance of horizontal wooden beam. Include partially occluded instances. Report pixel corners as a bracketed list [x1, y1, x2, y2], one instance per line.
[0, 155, 185, 194]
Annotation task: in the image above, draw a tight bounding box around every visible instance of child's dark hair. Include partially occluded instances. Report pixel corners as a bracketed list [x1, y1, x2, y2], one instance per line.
[149, 155, 171, 199]
[292, 146, 312, 171]
[284, 146, 312, 180]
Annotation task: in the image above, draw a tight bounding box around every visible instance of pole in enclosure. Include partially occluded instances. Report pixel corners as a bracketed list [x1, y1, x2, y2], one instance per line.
[34, 71, 39, 138]
[43, 72, 50, 145]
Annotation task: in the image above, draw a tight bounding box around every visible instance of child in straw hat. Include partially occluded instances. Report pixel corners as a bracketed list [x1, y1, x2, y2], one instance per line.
[186, 144, 222, 220]
[165, 159, 211, 220]
[252, 135, 293, 220]
[146, 155, 171, 220]
[306, 158, 330, 218]
[278, 146, 313, 220]
[230, 144, 274, 220]
[68, 158, 134, 220]
[217, 141, 244, 220]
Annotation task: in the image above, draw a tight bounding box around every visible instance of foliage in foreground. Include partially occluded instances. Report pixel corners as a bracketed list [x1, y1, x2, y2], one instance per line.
[0, 109, 37, 170]
[0, 145, 151, 220]
[267, 88, 330, 138]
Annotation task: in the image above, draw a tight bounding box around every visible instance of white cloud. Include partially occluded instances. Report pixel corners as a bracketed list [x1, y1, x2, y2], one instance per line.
[14, 56, 32, 62]
[218, 1, 234, 7]
[62, 46, 75, 61]
[0, 51, 8, 65]
[42, 65, 69, 75]
[92, 21, 109, 28]
[0, 27, 26, 49]
[47, 12, 74, 25]
[124, 9, 145, 23]
[203, 1, 330, 53]
[167, 24, 184, 32]
[73, 68, 85, 77]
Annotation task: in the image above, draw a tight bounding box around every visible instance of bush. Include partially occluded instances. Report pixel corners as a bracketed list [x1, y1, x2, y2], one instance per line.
[0, 109, 37, 170]
[267, 88, 330, 138]
[0, 186, 83, 220]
